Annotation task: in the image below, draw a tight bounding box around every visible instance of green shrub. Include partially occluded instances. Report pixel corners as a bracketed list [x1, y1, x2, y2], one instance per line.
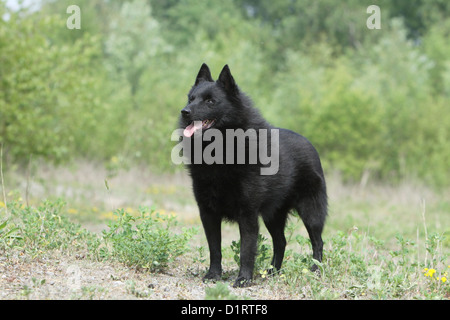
[0, 199, 95, 256]
[101, 206, 196, 272]
[205, 282, 241, 300]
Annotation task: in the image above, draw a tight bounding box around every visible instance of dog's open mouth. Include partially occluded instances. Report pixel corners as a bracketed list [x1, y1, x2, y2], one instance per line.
[183, 119, 216, 137]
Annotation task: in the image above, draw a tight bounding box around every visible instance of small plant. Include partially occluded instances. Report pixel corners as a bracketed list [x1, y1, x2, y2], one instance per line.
[205, 282, 241, 300]
[126, 280, 151, 298]
[230, 234, 272, 274]
[31, 277, 46, 288]
[426, 232, 446, 266]
[190, 245, 207, 275]
[422, 266, 449, 296]
[390, 234, 416, 268]
[101, 206, 196, 272]
[0, 218, 21, 246]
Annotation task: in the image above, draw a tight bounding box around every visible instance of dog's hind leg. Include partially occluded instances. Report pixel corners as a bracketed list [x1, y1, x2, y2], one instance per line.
[234, 211, 259, 288]
[262, 209, 288, 272]
[296, 192, 327, 272]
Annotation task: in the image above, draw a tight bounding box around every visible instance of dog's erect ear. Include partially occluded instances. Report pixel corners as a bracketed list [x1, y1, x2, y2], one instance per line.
[217, 65, 238, 95]
[195, 63, 214, 85]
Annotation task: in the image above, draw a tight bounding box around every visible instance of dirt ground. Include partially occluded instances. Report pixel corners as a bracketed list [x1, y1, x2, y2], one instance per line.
[0, 249, 302, 300]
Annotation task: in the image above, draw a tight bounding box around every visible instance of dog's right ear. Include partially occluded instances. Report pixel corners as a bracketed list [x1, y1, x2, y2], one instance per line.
[217, 65, 238, 95]
[195, 63, 214, 85]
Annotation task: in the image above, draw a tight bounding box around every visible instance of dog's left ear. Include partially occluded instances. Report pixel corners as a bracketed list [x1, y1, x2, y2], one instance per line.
[195, 63, 214, 85]
[218, 65, 238, 95]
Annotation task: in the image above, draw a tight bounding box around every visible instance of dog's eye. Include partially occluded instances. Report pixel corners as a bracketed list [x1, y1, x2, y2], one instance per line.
[188, 96, 195, 103]
[205, 99, 215, 105]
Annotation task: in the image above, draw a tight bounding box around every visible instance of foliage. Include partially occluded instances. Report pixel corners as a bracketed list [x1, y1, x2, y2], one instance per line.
[0, 198, 95, 256]
[1, 0, 450, 187]
[0, 6, 108, 163]
[101, 206, 196, 272]
[0, 198, 196, 273]
[104, 0, 171, 101]
[204, 282, 241, 300]
[275, 230, 449, 299]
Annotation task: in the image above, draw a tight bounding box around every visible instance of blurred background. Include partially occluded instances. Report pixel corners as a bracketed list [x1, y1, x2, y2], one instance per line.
[0, 0, 449, 188]
[0, 0, 450, 225]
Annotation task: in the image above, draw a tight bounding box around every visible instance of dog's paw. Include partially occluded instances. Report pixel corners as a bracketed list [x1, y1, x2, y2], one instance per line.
[310, 264, 322, 277]
[233, 276, 252, 288]
[202, 270, 222, 283]
[267, 267, 281, 276]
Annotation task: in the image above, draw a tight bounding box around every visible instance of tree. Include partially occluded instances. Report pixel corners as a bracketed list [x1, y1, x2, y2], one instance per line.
[0, 4, 106, 163]
[104, 0, 171, 109]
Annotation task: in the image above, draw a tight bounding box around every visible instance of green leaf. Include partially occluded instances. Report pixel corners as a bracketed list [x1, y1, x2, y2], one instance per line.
[0, 219, 7, 231]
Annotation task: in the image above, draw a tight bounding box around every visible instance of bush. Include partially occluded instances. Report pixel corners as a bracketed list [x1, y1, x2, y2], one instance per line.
[101, 206, 196, 272]
[0, 198, 95, 256]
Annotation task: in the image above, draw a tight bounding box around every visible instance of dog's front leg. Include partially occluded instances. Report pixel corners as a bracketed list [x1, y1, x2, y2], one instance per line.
[200, 211, 222, 281]
[234, 213, 259, 288]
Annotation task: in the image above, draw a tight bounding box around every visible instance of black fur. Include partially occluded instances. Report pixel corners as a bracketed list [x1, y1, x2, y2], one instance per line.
[179, 64, 327, 287]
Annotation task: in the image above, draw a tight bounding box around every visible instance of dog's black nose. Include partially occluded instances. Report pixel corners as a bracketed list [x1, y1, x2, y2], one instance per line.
[181, 107, 191, 116]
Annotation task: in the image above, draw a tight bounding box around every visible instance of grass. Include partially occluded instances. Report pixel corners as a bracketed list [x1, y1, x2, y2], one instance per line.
[0, 163, 449, 299]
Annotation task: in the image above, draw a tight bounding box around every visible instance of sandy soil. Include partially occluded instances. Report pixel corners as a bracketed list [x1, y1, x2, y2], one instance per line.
[0, 249, 302, 300]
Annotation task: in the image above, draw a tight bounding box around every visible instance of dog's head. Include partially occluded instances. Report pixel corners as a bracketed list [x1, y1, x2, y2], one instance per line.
[180, 64, 243, 137]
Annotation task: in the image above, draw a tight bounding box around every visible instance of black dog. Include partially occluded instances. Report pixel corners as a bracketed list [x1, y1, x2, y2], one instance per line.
[179, 64, 327, 287]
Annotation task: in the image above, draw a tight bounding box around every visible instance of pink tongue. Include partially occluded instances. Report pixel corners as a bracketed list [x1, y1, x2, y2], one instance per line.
[183, 121, 202, 137]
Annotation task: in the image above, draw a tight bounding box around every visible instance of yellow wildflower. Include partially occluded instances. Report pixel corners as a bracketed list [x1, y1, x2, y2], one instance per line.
[424, 268, 436, 277]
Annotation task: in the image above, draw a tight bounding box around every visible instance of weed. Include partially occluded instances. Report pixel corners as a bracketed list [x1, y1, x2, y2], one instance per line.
[390, 234, 416, 268]
[270, 226, 450, 299]
[101, 206, 196, 272]
[0, 198, 197, 276]
[205, 282, 242, 300]
[0, 198, 96, 257]
[31, 277, 46, 288]
[126, 280, 151, 298]
[230, 234, 272, 274]
[0, 218, 21, 247]
[78, 286, 107, 300]
[189, 245, 207, 275]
